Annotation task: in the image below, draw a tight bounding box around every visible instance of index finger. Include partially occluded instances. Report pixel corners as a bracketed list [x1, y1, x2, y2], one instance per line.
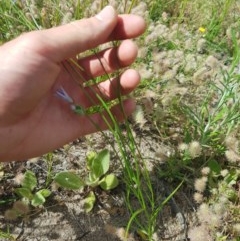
[109, 14, 146, 41]
[33, 6, 146, 61]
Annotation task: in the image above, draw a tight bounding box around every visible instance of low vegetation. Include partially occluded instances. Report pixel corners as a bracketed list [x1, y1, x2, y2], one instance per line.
[0, 0, 240, 240]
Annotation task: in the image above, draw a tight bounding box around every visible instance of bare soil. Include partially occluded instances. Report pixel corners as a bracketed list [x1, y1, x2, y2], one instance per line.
[0, 128, 198, 241]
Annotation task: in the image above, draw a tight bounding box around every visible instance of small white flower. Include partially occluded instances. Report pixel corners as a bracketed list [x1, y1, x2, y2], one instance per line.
[194, 177, 207, 193]
[189, 141, 202, 158]
[201, 167, 210, 176]
[193, 192, 204, 203]
[220, 169, 229, 177]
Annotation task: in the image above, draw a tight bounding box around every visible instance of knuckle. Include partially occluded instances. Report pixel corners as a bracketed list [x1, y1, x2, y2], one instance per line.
[16, 31, 44, 52]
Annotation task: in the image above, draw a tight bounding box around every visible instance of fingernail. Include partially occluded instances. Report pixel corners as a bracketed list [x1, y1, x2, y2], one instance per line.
[95, 5, 116, 21]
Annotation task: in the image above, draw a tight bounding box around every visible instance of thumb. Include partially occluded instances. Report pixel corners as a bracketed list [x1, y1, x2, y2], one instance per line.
[39, 6, 118, 61]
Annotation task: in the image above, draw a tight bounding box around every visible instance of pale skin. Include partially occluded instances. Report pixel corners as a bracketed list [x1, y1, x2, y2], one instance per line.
[0, 6, 146, 161]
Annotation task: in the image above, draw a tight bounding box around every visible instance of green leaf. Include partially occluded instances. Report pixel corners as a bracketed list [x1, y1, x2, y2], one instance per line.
[54, 171, 84, 190]
[82, 191, 96, 213]
[91, 149, 110, 179]
[225, 188, 238, 202]
[85, 173, 99, 187]
[99, 174, 119, 190]
[38, 189, 51, 198]
[22, 170, 37, 191]
[31, 192, 45, 207]
[224, 170, 239, 185]
[208, 159, 221, 174]
[86, 151, 97, 169]
[15, 187, 33, 200]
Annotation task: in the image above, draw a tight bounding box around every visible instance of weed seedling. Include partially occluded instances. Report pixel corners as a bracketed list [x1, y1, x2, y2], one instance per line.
[15, 170, 51, 207]
[4, 170, 51, 221]
[54, 149, 119, 212]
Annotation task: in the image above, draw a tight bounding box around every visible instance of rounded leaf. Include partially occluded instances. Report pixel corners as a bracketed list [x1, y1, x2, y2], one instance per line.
[38, 189, 51, 198]
[83, 191, 96, 213]
[31, 192, 45, 207]
[22, 170, 37, 191]
[99, 174, 119, 190]
[85, 173, 99, 187]
[86, 151, 97, 169]
[54, 171, 84, 190]
[15, 187, 33, 200]
[92, 149, 110, 178]
[208, 159, 221, 174]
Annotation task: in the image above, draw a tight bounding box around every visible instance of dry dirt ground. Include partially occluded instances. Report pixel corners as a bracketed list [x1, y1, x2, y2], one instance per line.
[0, 128, 198, 241]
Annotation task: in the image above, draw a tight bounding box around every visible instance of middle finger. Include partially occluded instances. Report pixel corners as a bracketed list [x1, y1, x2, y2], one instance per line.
[76, 39, 138, 82]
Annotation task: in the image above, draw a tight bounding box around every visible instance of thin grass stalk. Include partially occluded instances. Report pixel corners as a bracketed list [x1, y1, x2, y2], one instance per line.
[1, 4, 36, 32]
[91, 43, 154, 208]
[96, 87, 158, 235]
[96, 94, 150, 213]
[102, 39, 157, 219]
[125, 207, 144, 237]
[126, 0, 138, 13]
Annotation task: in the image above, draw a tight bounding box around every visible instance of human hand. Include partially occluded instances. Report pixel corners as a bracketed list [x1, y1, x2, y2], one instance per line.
[0, 6, 145, 161]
